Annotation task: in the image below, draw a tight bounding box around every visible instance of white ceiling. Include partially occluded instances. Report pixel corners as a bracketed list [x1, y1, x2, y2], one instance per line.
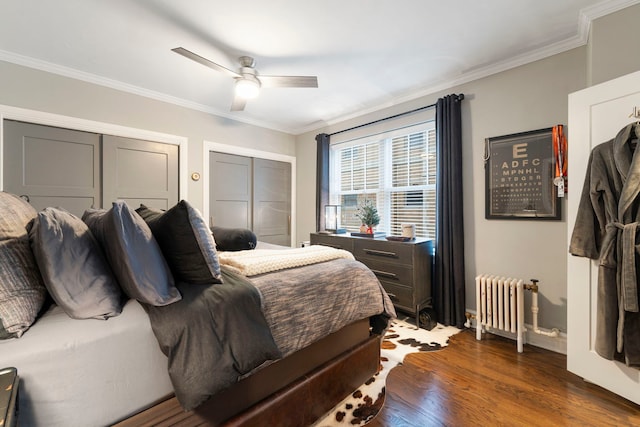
[0, 0, 636, 135]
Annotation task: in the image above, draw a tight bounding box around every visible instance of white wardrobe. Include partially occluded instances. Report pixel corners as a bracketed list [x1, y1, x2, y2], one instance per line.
[567, 69, 640, 405]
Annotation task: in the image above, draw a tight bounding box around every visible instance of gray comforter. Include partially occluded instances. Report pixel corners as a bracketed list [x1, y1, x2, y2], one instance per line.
[250, 257, 395, 357]
[146, 257, 395, 411]
[144, 267, 282, 410]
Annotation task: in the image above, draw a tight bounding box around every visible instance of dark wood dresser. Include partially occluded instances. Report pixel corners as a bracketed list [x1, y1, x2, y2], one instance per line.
[310, 233, 433, 326]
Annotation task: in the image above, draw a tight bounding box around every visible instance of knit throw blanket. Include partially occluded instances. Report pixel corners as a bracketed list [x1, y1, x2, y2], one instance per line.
[218, 245, 354, 276]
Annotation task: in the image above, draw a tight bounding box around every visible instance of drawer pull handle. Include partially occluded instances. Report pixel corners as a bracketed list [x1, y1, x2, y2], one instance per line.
[320, 243, 343, 249]
[371, 269, 398, 279]
[386, 292, 398, 300]
[364, 248, 397, 258]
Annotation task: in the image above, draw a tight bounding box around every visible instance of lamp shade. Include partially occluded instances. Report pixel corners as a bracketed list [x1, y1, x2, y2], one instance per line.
[235, 78, 260, 99]
[324, 205, 346, 233]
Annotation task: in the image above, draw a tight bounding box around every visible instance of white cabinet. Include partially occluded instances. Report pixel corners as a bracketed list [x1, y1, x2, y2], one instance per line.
[567, 70, 640, 404]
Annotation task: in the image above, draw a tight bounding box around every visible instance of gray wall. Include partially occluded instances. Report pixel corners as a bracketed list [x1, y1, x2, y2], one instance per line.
[296, 3, 640, 338]
[589, 4, 640, 86]
[0, 60, 296, 214]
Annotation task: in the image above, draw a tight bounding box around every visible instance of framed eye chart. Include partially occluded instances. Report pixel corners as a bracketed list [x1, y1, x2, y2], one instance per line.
[484, 127, 561, 220]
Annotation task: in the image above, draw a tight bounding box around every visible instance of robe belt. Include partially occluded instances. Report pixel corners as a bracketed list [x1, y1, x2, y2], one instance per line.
[604, 221, 639, 312]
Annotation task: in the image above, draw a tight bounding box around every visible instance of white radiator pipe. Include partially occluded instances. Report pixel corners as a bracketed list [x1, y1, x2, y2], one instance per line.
[530, 291, 560, 337]
[516, 279, 524, 353]
[475, 276, 482, 341]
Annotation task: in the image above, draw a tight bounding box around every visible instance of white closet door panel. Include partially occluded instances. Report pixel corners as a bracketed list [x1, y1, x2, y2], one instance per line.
[567, 70, 640, 405]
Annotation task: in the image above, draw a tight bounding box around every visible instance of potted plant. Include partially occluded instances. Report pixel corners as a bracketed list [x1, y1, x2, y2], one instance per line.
[355, 200, 380, 234]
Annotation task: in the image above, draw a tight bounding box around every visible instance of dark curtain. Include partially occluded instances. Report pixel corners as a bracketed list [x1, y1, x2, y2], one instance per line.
[315, 133, 330, 231]
[434, 94, 466, 328]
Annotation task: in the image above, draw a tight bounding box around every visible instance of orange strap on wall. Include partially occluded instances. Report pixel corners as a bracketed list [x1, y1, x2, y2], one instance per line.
[552, 124, 567, 196]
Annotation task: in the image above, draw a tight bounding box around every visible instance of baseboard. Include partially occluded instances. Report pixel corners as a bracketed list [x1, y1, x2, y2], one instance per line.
[464, 311, 567, 355]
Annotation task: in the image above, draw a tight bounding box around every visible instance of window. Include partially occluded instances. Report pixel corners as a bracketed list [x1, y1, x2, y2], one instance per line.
[330, 122, 436, 238]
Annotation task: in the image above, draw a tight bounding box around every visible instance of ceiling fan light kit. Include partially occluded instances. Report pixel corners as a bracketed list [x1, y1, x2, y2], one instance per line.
[172, 46, 318, 111]
[235, 77, 260, 99]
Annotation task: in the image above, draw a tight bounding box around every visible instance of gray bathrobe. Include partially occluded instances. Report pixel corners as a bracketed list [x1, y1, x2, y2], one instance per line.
[570, 123, 640, 366]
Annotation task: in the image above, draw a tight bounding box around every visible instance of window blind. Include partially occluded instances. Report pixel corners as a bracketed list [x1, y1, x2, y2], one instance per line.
[330, 121, 436, 238]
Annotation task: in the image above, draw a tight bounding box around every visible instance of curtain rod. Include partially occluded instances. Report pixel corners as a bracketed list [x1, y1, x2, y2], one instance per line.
[329, 103, 436, 137]
[328, 93, 464, 137]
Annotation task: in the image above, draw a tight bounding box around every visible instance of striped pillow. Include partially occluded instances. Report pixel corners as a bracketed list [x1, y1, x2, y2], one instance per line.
[0, 192, 47, 338]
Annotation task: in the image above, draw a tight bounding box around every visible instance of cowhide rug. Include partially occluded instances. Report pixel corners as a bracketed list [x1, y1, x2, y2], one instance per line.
[312, 317, 461, 427]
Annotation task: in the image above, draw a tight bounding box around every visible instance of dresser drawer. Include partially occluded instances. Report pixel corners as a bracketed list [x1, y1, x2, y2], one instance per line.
[379, 281, 413, 309]
[309, 233, 433, 316]
[353, 239, 414, 265]
[358, 259, 414, 286]
[310, 234, 354, 251]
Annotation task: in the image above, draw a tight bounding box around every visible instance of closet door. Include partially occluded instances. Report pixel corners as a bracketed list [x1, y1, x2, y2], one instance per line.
[567, 70, 640, 404]
[253, 158, 291, 246]
[3, 120, 101, 217]
[209, 152, 253, 228]
[102, 135, 179, 210]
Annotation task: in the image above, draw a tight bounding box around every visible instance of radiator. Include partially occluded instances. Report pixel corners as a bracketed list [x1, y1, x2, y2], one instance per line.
[475, 274, 525, 353]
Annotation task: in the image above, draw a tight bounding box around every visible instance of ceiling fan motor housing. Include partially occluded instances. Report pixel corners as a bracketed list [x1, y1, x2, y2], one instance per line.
[238, 56, 256, 68]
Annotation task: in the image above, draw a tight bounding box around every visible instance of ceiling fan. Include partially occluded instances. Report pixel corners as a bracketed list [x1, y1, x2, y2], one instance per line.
[172, 47, 318, 111]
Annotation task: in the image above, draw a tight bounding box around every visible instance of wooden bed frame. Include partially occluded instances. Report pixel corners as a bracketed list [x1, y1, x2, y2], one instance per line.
[115, 318, 381, 426]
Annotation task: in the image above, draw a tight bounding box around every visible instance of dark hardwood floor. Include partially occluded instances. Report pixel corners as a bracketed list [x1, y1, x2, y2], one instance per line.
[368, 328, 640, 427]
[116, 328, 640, 426]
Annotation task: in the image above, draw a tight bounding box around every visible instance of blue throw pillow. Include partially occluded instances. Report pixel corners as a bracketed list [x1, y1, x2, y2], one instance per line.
[83, 201, 181, 306]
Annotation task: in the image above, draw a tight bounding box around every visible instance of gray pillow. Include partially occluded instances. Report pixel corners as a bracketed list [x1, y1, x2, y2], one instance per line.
[28, 207, 123, 319]
[136, 201, 223, 285]
[0, 192, 47, 338]
[82, 201, 181, 306]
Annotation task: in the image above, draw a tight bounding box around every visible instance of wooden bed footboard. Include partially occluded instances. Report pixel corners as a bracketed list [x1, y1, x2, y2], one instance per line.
[115, 318, 381, 426]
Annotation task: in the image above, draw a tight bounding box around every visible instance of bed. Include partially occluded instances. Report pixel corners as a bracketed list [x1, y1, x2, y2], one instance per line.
[0, 193, 394, 426]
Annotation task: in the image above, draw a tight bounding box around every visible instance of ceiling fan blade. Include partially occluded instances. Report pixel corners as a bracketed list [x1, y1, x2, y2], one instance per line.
[230, 94, 247, 111]
[172, 47, 240, 78]
[259, 75, 318, 88]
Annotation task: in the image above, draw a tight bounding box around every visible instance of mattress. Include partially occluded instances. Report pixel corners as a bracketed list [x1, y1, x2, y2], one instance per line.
[0, 299, 173, 427]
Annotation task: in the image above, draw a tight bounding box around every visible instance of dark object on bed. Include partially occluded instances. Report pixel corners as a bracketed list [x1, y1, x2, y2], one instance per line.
[114, 318, 380, 427]
[0, 367, 19, 427]
[211, 226, 257, 251]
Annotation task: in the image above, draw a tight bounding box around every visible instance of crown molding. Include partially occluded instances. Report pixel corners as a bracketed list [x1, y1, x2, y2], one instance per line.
[0, 49, 295, 134]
